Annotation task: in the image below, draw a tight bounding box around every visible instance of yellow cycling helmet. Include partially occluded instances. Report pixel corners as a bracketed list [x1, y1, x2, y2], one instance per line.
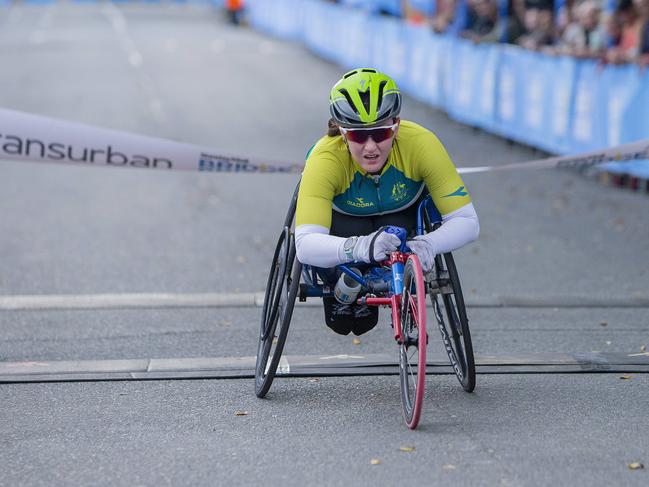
[329, 68, 402, 128]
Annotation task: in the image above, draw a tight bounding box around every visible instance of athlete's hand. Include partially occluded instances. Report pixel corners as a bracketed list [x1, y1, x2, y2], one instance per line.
[407, 236, 436, 273]
[353, 231, 401, 263]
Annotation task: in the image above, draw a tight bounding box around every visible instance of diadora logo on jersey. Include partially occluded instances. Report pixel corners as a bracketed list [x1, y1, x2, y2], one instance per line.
[346, 197, 374, 208]
[391, 182, 408, 202]
[442, 186, 469, 198]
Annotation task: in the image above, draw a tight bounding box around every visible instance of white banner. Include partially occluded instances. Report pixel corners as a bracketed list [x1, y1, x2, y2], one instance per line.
[0, 108, 302, 173]
[459, 139, 649, 175]
[1, 107, 647, 175]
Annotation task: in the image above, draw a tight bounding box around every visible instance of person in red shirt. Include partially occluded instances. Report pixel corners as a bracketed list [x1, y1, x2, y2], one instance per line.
[226, 0, 244, 25]
[606, 0, 645, 63]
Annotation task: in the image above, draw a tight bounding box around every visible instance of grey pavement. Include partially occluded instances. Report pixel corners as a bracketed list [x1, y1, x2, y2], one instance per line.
[0, 307, 647, 362]
[1, 375, 648, 487]
[0, 2, 648, 486]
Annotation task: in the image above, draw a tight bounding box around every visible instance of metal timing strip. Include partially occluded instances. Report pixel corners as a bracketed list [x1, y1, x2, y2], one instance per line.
[1, 352, 648, 384]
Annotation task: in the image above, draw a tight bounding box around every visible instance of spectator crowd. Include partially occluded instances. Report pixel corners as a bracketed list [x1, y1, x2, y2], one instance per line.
[331, 0, 649, 66]
[416, 0, 649, 65]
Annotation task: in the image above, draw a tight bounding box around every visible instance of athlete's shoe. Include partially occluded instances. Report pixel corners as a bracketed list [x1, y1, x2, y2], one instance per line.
[323, 297, 379, 336]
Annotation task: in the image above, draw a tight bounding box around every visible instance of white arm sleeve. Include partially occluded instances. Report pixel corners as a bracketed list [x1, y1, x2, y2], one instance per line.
[420, 202, 480, 254]
[295, 202, 479, 267]
[295, 224, 347, 268]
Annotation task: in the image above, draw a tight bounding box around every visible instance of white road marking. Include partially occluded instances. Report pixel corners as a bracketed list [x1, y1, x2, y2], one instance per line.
[128, 51, 143, 67]
[101, 2, 167, 124]
[0, 293, 646, 311]
[263, 355, 290, 376]
[5, 361, 50, 368]
[0, 293, 259, 311]
[276, 355, 290, 375]
[320, 355, 365, 360]
[149, 98, 166, 123]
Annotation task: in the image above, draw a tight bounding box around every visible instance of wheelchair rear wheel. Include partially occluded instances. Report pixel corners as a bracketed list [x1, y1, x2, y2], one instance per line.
[430, 252, 476, 392]
[399, 254, 428, 429]
[255, 226, 301, 398]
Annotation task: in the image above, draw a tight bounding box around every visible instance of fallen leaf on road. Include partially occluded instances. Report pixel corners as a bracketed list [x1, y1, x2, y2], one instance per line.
[370, 459, 381, 465]
[309, 378, 320, 383]
[399, 446, 415, 452]
[234, 411, 248, 416]
[352, 338, 361, 345]
[442, 464, 457, 470]
[620, 375, 632, 380]
[641, 345, 646, 352]
[628, 463, 644, 470]
[600, 321, 608, 327]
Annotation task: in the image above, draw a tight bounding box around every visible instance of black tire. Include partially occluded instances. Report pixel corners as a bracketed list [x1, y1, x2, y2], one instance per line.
[254, 227, 301, 398]
[430, 252, 476, 392]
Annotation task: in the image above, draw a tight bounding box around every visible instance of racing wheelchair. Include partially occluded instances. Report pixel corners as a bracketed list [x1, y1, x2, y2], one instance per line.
[255, 184, 475, 429]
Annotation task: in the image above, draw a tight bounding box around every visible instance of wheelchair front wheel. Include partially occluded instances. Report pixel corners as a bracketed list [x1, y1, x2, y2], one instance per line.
[255, 227, 301, 398]
[398, 254, 427, 429]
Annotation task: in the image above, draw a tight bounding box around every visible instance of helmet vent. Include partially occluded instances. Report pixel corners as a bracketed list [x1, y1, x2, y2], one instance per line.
[377, 80, 387, 109]
[343, 70, 358, 79]
[359, 90, 371, 114]
[361, 68, 377, 73]
[338, 89, 358, 114]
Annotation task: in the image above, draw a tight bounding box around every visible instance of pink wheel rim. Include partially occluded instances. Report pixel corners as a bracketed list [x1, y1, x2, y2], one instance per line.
[402, 254, 427, 429]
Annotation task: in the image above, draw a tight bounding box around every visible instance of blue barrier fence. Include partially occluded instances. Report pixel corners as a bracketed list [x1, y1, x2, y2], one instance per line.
[2, 0, 646, 180]
[246, 0, 649, 179]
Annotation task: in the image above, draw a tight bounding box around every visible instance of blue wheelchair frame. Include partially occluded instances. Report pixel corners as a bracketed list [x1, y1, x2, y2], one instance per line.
[297, 195, 442, 302]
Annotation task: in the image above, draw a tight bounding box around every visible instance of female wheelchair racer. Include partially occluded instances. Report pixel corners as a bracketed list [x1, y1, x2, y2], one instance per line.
[255, 69, 480, 427]
[295, 68, 479, 336]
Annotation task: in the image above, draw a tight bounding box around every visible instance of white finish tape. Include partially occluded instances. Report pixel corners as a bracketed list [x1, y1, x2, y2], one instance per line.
[1, 108, 647, 175]
[0, 108, 302, 173]
[457, 139, 649, 174]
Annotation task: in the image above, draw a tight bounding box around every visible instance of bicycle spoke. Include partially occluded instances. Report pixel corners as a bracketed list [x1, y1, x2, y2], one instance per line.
[408, 295, 420, 327]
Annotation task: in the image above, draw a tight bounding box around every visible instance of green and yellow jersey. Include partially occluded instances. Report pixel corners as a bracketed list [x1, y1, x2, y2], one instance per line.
[296, 120, 471, 230]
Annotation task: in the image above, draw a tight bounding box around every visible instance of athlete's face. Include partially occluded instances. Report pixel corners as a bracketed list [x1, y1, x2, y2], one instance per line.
[343, 119, 400, 174]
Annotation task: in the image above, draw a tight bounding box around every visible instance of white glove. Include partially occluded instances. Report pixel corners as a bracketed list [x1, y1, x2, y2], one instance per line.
[340, 230, 401, 263]
[407, 234, 436, 273]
